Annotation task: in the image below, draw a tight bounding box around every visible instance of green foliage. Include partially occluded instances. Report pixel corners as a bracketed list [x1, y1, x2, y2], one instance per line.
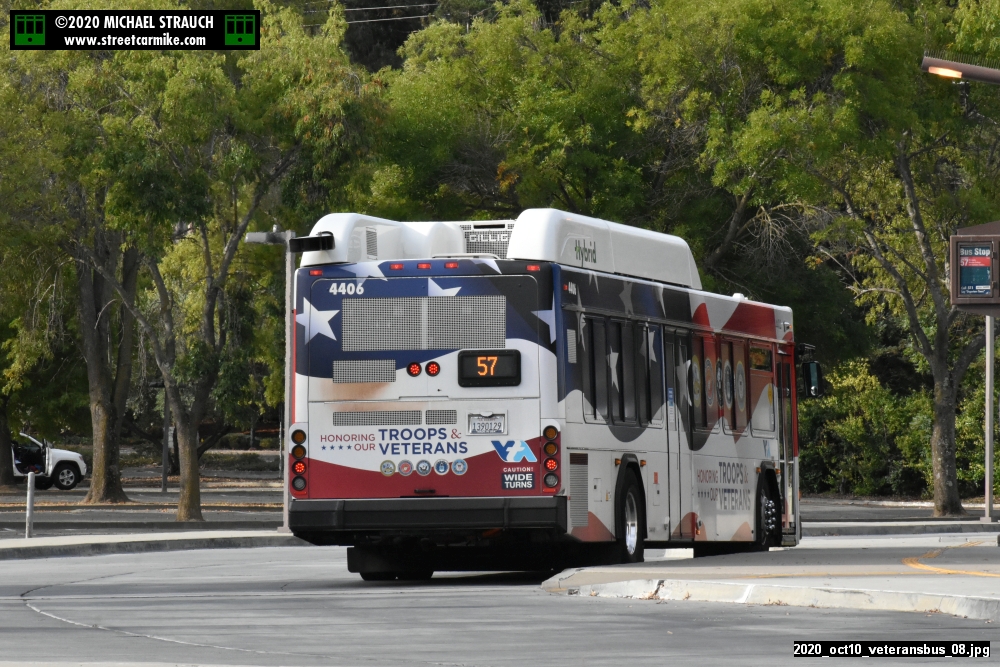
[799, 361, 932, 497]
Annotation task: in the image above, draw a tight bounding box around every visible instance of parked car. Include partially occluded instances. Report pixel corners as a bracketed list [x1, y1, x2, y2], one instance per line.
[11, 433, 87, 490]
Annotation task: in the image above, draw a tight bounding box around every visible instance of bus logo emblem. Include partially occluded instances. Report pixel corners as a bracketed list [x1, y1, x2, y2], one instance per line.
[491, 440, 537, 463]
[380, 460, 396, 476]
[416, 460, 432, 476]
[452, 459, 468, 475]
[434, 460, 449, 475]
[398, 460, 413, 476]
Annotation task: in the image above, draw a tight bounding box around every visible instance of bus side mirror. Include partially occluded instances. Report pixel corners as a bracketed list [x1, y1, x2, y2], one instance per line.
[799, 361, 824, 398]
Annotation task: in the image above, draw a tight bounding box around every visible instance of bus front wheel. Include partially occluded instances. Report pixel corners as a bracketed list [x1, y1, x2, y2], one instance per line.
[616, 469, 645, 564]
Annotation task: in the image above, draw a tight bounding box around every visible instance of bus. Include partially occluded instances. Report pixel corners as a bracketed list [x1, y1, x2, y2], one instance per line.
[286, 208, 817, 580]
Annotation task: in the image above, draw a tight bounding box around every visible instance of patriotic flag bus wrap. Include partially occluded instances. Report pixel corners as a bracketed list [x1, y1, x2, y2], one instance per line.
[287, 208, 810, 580]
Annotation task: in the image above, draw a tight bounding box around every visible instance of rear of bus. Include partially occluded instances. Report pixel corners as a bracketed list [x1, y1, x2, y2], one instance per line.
[286, 247, 568, 569]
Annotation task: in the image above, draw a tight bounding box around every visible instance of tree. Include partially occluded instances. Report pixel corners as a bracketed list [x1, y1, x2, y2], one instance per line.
[767, 2, 1000, 514]
[76, 2, 370, 520]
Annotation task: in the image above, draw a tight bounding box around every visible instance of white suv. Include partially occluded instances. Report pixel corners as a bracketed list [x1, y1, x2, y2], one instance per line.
[12, 433, 88, 490]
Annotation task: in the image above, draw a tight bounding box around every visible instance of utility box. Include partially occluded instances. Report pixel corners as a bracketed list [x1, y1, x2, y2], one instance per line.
[950, 221, 1000, 315]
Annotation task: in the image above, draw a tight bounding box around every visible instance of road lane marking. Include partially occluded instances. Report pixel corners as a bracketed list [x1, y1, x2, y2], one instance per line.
[901, 541, 1000, 577]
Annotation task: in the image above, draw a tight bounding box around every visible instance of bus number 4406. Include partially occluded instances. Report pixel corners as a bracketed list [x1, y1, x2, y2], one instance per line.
[328, 282, 364, 295]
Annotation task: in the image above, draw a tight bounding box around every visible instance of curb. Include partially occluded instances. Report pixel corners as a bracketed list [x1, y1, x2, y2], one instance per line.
[0, 520, 281, 531]
[542, 575, 1000, 622]
[0, 531, 306, 560]
[803, 522, 1000, 537]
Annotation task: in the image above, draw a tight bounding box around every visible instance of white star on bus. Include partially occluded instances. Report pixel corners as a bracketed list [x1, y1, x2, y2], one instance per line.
[296, 296, 339, 342]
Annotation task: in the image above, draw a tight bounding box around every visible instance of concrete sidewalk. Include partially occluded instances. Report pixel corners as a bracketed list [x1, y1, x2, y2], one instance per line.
[0, 530, 305, 560]
[543, 534, 1000, 622]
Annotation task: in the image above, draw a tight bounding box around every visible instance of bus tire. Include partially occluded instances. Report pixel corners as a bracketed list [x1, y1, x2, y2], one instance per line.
[359, 571, 397, 581]
[753, 476, 779, 551]
[397, 570, 433, 581]
[616, 469, 645, 563]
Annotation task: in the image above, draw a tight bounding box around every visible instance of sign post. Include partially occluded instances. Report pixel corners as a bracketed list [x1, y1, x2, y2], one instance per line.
[950, 221, 1000, 523]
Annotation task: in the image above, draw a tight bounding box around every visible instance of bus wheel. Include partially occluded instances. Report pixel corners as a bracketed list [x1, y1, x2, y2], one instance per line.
[359, 571, 397, 582]
[754, 479, 779, 551]
[617, 469, 645, 563]
[397, 570, 433, 581]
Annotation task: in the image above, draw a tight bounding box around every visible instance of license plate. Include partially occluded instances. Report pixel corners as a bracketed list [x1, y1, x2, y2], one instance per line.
[468, 414, 506, 435]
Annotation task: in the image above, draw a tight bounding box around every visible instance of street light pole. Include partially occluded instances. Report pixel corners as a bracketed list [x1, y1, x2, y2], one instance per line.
[929, 54, 1000, 523]
[246, 227, 295, 533]
[246, 227, 334, 534]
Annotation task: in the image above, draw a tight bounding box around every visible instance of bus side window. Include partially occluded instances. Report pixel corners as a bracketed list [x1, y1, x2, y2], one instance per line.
[648, 325, 664, 424]
[721, 341, 733, 429]
[635, 325, 650, 424]
[621, 321, 637, 423]
[591, 318, 609, 422]
[692, 336, 705, 428]
[701, 335, 718, 429]
[579, 315, 592, 416]
[733, 340, 748, 432]
[749, 344, 775, 433]
[608, 321, 623, 422]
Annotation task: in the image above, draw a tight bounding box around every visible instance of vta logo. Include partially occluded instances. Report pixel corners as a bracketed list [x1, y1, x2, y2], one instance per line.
[491, 440, 537, 463]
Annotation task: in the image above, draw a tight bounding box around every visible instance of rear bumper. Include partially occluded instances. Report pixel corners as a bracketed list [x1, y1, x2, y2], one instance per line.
[290, 496, 567, 543]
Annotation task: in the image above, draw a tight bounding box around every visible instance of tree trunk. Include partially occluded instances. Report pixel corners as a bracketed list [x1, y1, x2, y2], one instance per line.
[0, 397, 17, 491]
[930, 375, 965, 517]
[75, 249, 130, 505]
[174, 413, 204, 521]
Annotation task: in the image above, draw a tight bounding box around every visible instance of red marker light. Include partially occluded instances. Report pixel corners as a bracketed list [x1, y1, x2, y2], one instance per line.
[309, 270, 323, 276]
[544, 458, 559, 472]
[293, 460, 307, 475]
[445, 262, 459, 269]
[390, 263, 405, 270]
[426, 361, 441, 376]
[526, 264, 541, 272]
[563, 284, 568, 290]
[417, 263, 431, 270]
[407, 362, 422, 377]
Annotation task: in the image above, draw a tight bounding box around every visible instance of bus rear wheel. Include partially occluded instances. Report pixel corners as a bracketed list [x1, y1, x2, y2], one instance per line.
[753, 478, 779, 551]
[616, 469, 645, 564]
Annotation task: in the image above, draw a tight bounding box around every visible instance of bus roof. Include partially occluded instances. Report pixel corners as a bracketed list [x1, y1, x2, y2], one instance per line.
[300, 208, 702, 290]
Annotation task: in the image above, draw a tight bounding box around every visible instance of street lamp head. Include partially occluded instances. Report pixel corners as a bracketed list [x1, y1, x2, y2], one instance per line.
[927, 66, 962, 79]
[922, 52, 1000, 86]
[288, 232, 334, 254]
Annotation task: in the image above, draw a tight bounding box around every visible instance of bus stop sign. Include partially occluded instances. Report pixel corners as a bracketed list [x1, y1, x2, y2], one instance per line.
[950, 221, 1000, 315]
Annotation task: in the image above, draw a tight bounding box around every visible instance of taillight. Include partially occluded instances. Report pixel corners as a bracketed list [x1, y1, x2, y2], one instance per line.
[293, 460, 307, 475]
[526, 264, 541, 272]
[543, 458, 558, 472]
[543, 425, 558, 440]
[291, 444, 306, 459]
[292, 476, 306, 491]
[291, 429, 306, 445]
[426, 361, 441, 376]
[309, 269, 322, 276]
[407, 362, 422, 377]
[445, 262, 459, 269]
[544, 473, 559, 488]
[390, 263, 404, 270]
[543, 442, 558, 456]
[417, 262, 431, 269]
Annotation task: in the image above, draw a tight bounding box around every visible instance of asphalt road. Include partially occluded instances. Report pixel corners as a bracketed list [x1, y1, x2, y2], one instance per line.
[0, 547, 991, 667]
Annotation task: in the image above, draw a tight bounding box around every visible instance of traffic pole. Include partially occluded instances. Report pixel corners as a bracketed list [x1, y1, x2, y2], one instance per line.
[25, 471, 35, 538]
[282, 230, 294, 533]
[985, 316, 996, 523]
